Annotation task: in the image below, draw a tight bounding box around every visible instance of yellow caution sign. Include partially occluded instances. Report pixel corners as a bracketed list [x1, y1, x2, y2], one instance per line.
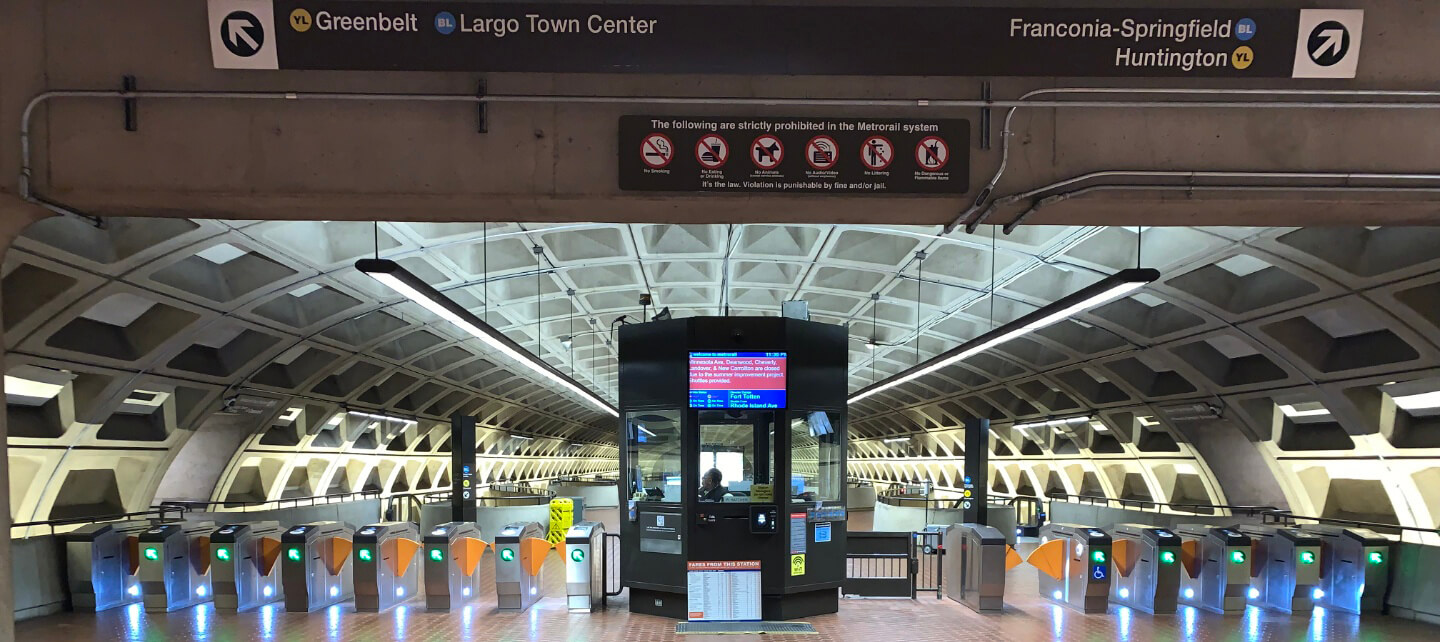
[790, 554, 805, 576]
[546, 498, 575, 546]
[752, 484, 773, 503]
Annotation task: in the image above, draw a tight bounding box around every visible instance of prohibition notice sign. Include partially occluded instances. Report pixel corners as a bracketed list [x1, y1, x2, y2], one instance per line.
[860, 136, 894, 171]
[642, 133, 674, 169]
[696, 134, 730, 169]
[751, 135, 784, 169]
[915, 136, 949, 171]
[806, 136, 839, 170]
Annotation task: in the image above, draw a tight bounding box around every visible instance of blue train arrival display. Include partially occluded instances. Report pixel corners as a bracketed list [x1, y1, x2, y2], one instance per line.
[688, 352, 787, 408]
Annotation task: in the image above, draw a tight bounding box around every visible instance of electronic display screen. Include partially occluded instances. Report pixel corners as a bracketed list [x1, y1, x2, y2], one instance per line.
[689, 352, 787, 409]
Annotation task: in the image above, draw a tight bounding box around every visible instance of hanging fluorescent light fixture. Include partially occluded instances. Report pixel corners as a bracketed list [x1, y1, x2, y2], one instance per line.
[882, 437, 911, 443]
[848, 268, 1158, 405]
[356, 258, 619, 417]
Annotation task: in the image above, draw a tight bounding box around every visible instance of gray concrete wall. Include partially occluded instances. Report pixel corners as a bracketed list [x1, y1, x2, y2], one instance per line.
[549, 484, 619, 509]
[1175, 418, 1290, 510]
[10, 537, 65, 622]
[183, 498, 382, 531]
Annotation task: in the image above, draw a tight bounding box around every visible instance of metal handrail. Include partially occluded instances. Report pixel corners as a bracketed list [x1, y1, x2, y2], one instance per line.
[158, 489, 384, 513]
[1261, 510, 1440, 536]
[1044, 492, 1277, 517]
[12, 506, 188, 538]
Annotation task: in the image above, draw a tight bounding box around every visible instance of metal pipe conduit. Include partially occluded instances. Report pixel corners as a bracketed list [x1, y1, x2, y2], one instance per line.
[19, 87, 1440, 222]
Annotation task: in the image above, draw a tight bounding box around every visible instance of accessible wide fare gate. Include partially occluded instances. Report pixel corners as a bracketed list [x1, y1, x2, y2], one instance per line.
[843, 532, 916, 598]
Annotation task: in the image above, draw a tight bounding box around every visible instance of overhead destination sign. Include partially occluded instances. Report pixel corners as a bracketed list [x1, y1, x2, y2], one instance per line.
[621, 116, 969, 194]
[207, 2, 1364, 78]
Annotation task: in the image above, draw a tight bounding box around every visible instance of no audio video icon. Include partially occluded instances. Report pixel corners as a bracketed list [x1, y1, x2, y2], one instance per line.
[806, 136, 838, 170]
[221, 11, 265, 57]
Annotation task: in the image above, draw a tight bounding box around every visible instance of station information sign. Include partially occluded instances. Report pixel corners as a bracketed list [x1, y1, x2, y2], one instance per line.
[621, 116, 968, 194]
[209, 1, 1363, 79]
[689, 352, 786, 409]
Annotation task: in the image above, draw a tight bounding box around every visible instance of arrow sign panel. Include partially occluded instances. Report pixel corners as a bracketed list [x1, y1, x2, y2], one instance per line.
[1291, 9, 1363, 78]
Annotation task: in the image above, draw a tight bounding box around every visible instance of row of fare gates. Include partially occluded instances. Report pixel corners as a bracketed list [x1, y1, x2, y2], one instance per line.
[64, 518, 608, 614]
[936, 522, 1390, 616]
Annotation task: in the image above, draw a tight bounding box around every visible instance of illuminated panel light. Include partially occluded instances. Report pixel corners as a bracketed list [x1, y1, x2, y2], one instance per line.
[1247, 587, 1260, 600]
[500, 548, 516, 562]
[1091, 550, 1107, 564]
[215, 547, 231, 562]
[1313, 588, 1326, 600]
[570, 549, 585, 563]
[330, 586, 339, 598]
[1231, 550, 1247, 564]
[430, 549, 444, 562]
[263, 585, 273, 598]
[848, 269, 1158, 404]
[143, 547, 160, 561]
[396, 587, 405, 597]
[356, 259, 618, 417]
[1160, 551, 1176, 565]
[529, 586, 537, 595]
[128, 585, 140, 597]
[1118, 588, 1130, 599]
[1300, 551, 1316, 565]
[196, 586, 208, 598]
[359, 548, 374, 562]
[1368, 551, 1385, 565]
[462, 587, 471, 597]
[1393, 391, 1440, 410]
[882, 437, 911, 443]
[1184, 588, 1195, 599]
[287, 548, 303, 562]
[1051, 590, 1063, 600]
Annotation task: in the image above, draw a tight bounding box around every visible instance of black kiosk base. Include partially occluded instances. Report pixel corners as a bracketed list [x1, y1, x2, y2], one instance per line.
[617, 317, 850, 622]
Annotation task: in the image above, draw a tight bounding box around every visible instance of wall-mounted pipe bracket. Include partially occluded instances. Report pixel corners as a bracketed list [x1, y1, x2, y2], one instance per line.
[477, 80, 488, 134]
[122, 76, 137, 132]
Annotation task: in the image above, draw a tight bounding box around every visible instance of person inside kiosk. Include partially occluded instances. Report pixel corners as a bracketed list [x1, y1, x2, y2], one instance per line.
[699, 468, 727, 502]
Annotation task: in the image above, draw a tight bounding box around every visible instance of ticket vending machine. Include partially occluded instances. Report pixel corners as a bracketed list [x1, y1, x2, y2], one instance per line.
[1031, 523, 1112, 613]
[494, 521, 547, 611]
[280, 522, 354, 612]
[354, 522, 422, 612]
[565, 521, 607, 611]
[1176, 524, 1252, 613]
[1108, 524, 1182, 614]
[137, 521, 216, 612]
[942, 523, 1018, 613]
[63, 520, 152, 611]
[422, 522, 487, 610]
[210, 522, 285, 611]
[1307, 525, 1391, 615]
[1238, 525, 1322, 613]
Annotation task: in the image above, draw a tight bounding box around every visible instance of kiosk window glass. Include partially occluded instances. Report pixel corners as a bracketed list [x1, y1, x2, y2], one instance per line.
[790, 410, 842, 503]
[698, 410, 773, 503]
[626, 410, 682, 502]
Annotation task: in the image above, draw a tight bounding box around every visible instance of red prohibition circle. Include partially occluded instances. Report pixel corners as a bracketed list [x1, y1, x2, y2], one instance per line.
[915, 136, 949, 171]
[695, 134, 729, 169]
[751, 135, 785, 169]
[805, 135, 839, 170]
[860, 135, 894, 171]
[640, 133, 674, 169]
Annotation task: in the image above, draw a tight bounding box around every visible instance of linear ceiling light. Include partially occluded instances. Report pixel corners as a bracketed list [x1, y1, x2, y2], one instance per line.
[847, 268, 1158, 405]
[356, 258, 619, 417]
[346, 410, 418, 426]
[1392, 390, 1440, 411]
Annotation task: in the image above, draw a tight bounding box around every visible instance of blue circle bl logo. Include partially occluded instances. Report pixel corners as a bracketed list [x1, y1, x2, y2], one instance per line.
[1236, 18, 1256, 41]
[435, 11, 457, 34]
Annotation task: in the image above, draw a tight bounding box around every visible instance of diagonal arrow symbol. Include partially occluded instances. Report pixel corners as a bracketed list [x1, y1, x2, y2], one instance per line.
[228, 18, 260, 50]
[1313, 28, 1344, 57]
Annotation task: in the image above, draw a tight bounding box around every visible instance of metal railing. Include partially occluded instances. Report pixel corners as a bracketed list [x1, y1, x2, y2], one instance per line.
[158, 489, 384, 514]
[1043, 492, 1278, 518]
[12, 506, 188, 538]
[1261, 510, 1440, 539]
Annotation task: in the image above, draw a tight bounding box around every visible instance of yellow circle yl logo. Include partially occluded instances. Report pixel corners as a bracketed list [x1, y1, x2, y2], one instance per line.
[1232, 46, 1254, 70]
[290, 8, 313, 32]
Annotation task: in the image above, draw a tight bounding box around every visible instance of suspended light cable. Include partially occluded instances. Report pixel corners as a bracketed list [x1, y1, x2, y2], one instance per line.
[848, 268, 1159, 405]
[356, 258, 618, 417]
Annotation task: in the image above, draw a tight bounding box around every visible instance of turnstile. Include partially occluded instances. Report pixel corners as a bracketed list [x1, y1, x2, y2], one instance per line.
[137, 521, 216, 612]
[423, 522, 487, 610]
[1306, 525, 1391, 614]
[280, 522, 354, 612]
[1238, 525, 1321, 613]
[942, 523, 1013, 613]
[354, 522, 421, 612]
[210, 522, 285, 611]
[564, 521, 606, 611]
[1032, 523, 1112, 613]
[63, 520, 152, 611]
[495, 521, 547, 611]
[1109, 524, 1181, 614]
[1176, 524, 1252, 613]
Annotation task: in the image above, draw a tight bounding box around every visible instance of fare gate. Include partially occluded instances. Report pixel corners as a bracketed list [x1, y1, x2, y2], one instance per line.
[1307, 525, 1391, 615]
[137, 521, 216, 612]
[942, 523, 1019, 613]
[354, 522, 421, 612]
[423, 522, 488, 610]
[1109, 524, 1182, 614]
[495, 521, 548, 611]
[210, 522, 284, 611]
[63, 520, 151, 611]
[1176, 525, 1252, 614]
[280, 522, 354, 612]
[564, 521, 606, 611]
[1031, 524, 1112, 613]
[1239, 525, 1322, 613]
